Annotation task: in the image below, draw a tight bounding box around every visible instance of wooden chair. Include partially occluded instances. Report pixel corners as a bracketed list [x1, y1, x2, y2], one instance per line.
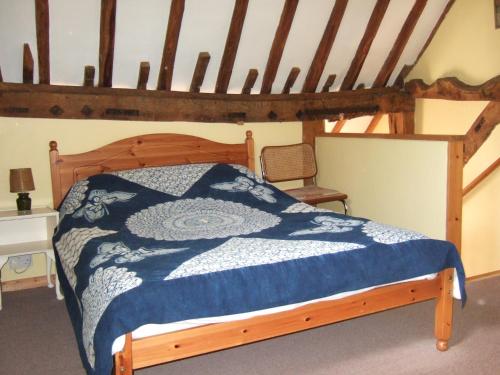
[260, 143, 348, 214]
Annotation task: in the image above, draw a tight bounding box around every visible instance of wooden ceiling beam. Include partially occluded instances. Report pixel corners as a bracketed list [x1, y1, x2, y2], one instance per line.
[215, 0, 249, 94]
[0, 66, 3, 83]
[157, 0, 185, 91]
[373, 0, 427, 88]
[0, 82, 414, 124]
[302, 0, 348, 93]
[23, 44, 34, 84]
[260, 0, 299, 94]
[98, 0, 117, 87]
[35, 0, 50, 84]
[340, 0, 390, 91]
[393, 1, 455, 88]
[332, 118, 346, 133]
[463, 101, 500, 164]
[406, 76, 500, 100]
[321, 74, 336, 93]
[84, 66, 96, 87]
[242, 69, 258, 95]
[137, 62, 150, 90]
[282, 67, 300, 94]
[365, 112, 383, 133]
[190, 52, 210, 93]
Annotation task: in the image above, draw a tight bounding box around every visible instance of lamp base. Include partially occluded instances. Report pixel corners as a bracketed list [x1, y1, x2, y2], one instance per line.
[16, 192, 32, 212]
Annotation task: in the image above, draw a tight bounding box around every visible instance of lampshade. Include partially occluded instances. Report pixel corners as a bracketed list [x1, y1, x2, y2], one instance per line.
[9, 168, 35, 193]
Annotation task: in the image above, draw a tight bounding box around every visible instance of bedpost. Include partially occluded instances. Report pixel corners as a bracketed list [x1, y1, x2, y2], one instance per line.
[435, 139, 464, 350]
[49, 141, 62, 209]
[245, 130, 255, 171]
[435, 269, 454, 351]
[114, 333, 133, 375]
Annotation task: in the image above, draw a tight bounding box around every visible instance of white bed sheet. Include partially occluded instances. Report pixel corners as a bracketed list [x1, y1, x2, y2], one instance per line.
[111, 271, 461, 354]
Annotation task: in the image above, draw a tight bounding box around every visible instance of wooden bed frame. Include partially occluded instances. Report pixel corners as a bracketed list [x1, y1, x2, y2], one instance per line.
[48, 131, 461, 375]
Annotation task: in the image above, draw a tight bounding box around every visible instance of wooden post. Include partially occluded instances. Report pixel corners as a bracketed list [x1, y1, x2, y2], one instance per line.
[302, 120, 325, 185]
[388, 111, 415, 134]
[435, 139, 463, 351]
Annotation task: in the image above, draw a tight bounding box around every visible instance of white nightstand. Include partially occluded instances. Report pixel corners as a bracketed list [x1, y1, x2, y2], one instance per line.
[0, 207, 63, 310]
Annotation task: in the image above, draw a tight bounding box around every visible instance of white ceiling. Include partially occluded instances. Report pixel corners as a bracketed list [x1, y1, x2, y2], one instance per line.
[0, 0, 449, 93]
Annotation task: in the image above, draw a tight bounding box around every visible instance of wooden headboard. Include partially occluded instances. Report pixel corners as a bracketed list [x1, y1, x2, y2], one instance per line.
[49, 131, 255, 209]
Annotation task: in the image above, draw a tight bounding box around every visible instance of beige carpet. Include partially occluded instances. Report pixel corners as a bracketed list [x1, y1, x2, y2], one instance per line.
[0, 276, 498, 375]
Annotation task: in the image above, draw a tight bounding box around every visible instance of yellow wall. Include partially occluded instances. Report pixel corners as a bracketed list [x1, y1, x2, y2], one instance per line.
[0, 118, 302, 281]
[407, 0, 500, 277]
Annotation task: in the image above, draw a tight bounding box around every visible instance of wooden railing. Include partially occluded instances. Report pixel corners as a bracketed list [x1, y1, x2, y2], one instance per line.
[463, 157, 500, 196]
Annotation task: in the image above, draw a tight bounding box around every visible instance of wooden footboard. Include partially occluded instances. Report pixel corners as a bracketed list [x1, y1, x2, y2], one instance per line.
[114, 271, 452, 375]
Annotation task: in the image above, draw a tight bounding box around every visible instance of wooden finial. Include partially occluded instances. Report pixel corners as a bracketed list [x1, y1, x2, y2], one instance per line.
[245, 130, 253, 139]
[49, 141, 58, 151]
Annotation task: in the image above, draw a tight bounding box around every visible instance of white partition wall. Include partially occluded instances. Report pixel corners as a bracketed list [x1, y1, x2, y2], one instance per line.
[315, 135, 458, 240]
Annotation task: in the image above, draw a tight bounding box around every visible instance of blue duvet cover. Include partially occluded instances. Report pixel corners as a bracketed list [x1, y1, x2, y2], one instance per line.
[53, 163, 466, 375]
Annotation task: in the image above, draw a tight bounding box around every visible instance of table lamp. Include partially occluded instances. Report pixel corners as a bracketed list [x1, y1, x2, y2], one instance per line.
[9, 168, 35, 212]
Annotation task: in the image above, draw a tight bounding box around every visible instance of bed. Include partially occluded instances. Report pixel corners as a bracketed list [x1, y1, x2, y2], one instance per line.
[49, 131, 466, 375]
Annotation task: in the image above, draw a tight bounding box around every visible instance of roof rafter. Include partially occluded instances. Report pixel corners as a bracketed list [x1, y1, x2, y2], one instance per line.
[137, 62, 150, 90]
[84, 66, 95, 87]
[321, 74, 336, 93]
[157, 0, 185, 91]
[215, 0, 250, 94]
[242, 69, 258, 94]
[260, 0, 299, 94]
[373, 0, 427, 88]
[302, 0, 348, 93]
[98, 0, 117, 87]
[190, 52, 211, 93]
[340, 0, 390, 91]
[23, 44, 34, 84]
[35, 0, 50, 84]
[282, 67, 300, 94]
[365, 112, 383, 133]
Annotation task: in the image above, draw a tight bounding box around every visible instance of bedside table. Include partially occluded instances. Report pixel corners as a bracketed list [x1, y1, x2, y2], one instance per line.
[0, 207, 63, 310]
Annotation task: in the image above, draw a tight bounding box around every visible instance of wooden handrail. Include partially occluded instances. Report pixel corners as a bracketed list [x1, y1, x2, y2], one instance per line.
[463, 157, 500, 196]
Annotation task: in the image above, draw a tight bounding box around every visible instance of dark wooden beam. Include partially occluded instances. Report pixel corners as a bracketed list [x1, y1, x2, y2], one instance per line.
[302, 0, 348, 93]
[157, 0, 185, 91]
[260, 0, 299, 94]
[98, 0, 116, 87]
[321, 74, 336, 93]
[406, 76, 500, 100]
[414, 0, 455, 67]
[242, 69, 258, 95]
[393, 64, 413, 88]
[35, 0, 50, 84]
[365, 112, 383, 133]
[84, 66, 96, 87]
[190, 52, 210, 93]
[215, 0, 249, 94]
[137, 62, 150, 90]
[23, 44, 34, 84]
[463, 101, 500, 164]
[388, 111, 415, 134]
[392, 1, 455, 88]
[373, 0, 427, 88]
[340, 0, 390, 91]
[0, 82, 414, 123]
[0, 66, 3, 82]
[282, 67, 300, 94]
